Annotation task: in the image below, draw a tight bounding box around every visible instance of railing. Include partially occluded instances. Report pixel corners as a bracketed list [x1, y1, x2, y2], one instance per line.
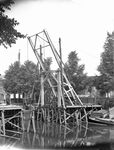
[80, 97, 114, 108]
[10, 98, 23, 105]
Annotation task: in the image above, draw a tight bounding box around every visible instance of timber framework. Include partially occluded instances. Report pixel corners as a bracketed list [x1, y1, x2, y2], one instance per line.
[27, 29, 101, 126]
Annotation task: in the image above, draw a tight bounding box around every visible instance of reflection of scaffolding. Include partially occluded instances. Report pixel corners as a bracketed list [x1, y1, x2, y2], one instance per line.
[20, 122, 105, 149]
[28, 29, 87, 124]
[20, 123, 88, 148]
[0, 122, 110, 149]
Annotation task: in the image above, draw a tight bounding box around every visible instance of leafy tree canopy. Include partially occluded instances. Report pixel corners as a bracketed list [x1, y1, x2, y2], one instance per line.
[3, 57, 53, 98]
[44, 57, 52, 71]
[3, 60, 38, 94]
[64, 51, 87, 93]
[97, 31, 114, 94]
[98, 31, 114, 75]
[0, 0, 25, 48]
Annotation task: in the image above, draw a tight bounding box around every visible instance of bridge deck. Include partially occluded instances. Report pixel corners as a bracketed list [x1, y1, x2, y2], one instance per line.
[0, 104, 22, 111]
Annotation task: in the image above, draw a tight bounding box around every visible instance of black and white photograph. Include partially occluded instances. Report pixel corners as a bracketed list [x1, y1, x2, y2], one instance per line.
[0, 0, 114, 149]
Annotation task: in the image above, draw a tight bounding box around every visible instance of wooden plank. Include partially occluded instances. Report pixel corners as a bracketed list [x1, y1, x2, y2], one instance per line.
[0, 105, 22, 111]
[66, 104, 101, 109]
[1, 110, 5, 135]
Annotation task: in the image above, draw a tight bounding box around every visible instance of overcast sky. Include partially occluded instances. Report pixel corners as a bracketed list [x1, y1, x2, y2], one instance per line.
[1, 0, 114, 76]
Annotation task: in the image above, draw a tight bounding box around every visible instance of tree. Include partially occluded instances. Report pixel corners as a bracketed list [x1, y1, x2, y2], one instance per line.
[43, 57, 56, 104]
[95, 75, 112, 96]
[97, 31, 114, 94]
[84, 76, 95, 93]
[3, 61, 20, 93]
[0, 0, 25, 48]
[98, 31, 114, 75]
[44, 57, 52, 71]
[64, 51, 87, 93]
[3, 60, 39, 95]
[16, 60, 39, 94]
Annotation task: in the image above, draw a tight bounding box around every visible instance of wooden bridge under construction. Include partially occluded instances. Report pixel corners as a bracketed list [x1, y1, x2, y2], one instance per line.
[0, 30, 101, 138]
[27, 29, 101, 126]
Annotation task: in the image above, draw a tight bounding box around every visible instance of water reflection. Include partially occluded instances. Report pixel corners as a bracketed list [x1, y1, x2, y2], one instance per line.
[1, 122, 114, 149]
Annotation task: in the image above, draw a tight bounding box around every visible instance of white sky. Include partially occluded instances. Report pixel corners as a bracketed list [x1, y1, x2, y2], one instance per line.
[1, 0, 114, 76]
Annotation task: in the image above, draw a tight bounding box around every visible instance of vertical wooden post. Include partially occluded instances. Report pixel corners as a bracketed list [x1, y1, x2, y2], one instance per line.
[32, 110, 36, 133]
[40, 45, 45, 121]
[47, 108, 50, 122]
[57, 70, 62, 123]
[59, 38, 64, 101]
[41, 76, 44, 106]
[73, 112, 75, 125]
[21, 110, 24, 131]
[56, 110, 58, 123]
[63, 109, 67, 125]
[79, 110, 81, 124]
[63, 125, 66, 146]
[59, 38, 66, 125]
[1, 110, 5, 135]
[27, 112, 31, 132]
[57, 70, 61, 107]
[40, 45, 44, 107]
[75, 110, 79, 126]
[51, 109, 54, 123]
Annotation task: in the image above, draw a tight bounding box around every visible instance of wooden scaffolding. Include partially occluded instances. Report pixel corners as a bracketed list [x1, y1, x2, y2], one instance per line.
[27, 29, 88, 125]
[0, 105, 23, 139]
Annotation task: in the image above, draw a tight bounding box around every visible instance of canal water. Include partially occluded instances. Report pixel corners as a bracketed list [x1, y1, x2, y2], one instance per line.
[0, 122, 114, 149]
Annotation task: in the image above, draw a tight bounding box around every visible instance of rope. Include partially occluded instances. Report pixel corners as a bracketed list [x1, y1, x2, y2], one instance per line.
[43, 31, 45, 61]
